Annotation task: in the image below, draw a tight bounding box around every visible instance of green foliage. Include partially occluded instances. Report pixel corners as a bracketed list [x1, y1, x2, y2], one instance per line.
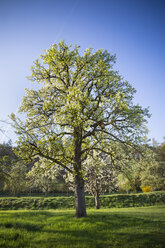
[116, 145, 159, 192]
[0, 206, 165, 248]
[155, 140, 165, 190]
[10, 40, 149, 177]
[0, 142, 25, 194]
[0, 141, 16, 182]
[0, 191, 164, 210]
[100, 191, 165, 208]
[27, 157, 67, 195]
[0, 141, 15, 160]
[3, 162, 28, 195]
[157, 140, 165, 161]
[0, 196, 75, 210]
[117, 174, 132, 193]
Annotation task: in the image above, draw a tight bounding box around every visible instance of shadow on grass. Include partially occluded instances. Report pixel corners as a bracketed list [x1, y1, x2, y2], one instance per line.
[0, 210, 164, 248]
[3, 222, 42, 232]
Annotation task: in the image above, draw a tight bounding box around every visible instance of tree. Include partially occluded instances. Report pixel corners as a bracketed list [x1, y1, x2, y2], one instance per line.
[117, 174, 132, 193]
[157, 139, 165, 161]
[27, 157, 66, 196]
[0, 141, 16, 190]
[155, 140, 165, 190]
[11, 41, 149, 217]
[3, 161, 28, 196]
[117, 145, 159, 192]
[84, 150, 118, 209]
[0, 155, 12, 191]
[139, 148, 159, 190]
[0, 141, 15, 160]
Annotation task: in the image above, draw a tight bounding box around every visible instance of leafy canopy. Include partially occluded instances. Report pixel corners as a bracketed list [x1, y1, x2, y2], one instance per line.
[11, 41, 149, 173]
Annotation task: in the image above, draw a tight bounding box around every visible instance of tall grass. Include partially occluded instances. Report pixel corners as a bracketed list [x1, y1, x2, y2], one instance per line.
[0, 206, 165, 247]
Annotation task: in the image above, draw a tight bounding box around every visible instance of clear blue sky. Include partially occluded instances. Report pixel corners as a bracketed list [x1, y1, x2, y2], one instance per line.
[0, 0, 165, 144]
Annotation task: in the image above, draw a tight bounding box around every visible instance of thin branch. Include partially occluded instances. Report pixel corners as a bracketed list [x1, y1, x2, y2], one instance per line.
[29, 142, 73, 173]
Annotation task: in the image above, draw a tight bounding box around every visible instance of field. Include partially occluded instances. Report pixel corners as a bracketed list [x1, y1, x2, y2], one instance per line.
[0, 206, 164, 248]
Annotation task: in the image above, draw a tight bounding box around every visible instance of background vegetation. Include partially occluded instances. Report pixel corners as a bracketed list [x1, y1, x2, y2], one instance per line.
[0, 139, 164, 198]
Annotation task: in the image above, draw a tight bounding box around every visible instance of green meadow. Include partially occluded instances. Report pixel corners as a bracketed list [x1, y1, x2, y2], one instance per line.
[0, 206, 164, 248]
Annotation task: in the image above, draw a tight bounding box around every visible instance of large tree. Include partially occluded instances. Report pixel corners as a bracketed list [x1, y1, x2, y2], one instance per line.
[11, 41, 149, 217]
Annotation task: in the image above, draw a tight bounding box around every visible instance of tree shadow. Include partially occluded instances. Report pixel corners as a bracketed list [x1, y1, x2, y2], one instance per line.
[0, 210, 164, 247]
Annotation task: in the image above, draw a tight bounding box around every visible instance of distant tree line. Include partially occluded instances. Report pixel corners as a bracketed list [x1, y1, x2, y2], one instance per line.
[0, 139, 164, 205]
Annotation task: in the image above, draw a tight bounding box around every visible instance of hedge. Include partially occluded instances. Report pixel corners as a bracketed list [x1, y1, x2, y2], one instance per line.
[0, 191, 164, 210]
[99, 191, 165, 208]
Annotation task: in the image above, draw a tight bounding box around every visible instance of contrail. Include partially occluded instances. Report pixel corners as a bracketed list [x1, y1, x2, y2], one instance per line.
[53, 0, 79, 43]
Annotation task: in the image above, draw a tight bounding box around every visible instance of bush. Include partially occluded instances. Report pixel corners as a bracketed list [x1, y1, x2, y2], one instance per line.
[142, 185, 152, 192]
[0, 191, 164, 210]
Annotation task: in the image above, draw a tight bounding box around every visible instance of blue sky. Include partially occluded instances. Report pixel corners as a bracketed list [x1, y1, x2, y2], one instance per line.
[0, 0, 165, 144]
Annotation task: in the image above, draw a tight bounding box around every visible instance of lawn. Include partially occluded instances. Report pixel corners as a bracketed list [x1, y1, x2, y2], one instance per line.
[0, 206, 164, 248]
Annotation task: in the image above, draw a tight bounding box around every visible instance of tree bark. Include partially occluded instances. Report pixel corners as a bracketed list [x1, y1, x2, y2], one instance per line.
[74, 128, 87, 218]
[74, 173, 87, 217]
[45, 189, 48, 197]
[94, 190, 100, 209]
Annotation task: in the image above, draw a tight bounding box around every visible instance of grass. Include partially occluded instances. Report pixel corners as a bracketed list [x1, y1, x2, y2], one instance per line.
[0, 206, 164, 248]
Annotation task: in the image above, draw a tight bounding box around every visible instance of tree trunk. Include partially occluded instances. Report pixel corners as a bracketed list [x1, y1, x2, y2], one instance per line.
[74, 128, 87, 218]
[94, 190, 100, 209]
[45, 189, 48, 197]
[74, 173, 87, 218]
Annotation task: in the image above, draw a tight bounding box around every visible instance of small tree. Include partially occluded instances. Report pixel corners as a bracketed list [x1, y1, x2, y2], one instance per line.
[117, 174, 132, 193]
[4, 161, 28, 195]
[117, 145, 159, 192]
[84, 151, 118, 209]
[0, 141, 16, 192]
[27, 157, 64, 196]
[155, 140, 165, 190]
[0, 155, 12, 186]
[11, 41, 149, 217]
[139, 149, 159, 190]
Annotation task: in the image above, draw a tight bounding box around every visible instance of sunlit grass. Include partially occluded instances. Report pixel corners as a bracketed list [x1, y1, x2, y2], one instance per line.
[0, 206, 164, 247]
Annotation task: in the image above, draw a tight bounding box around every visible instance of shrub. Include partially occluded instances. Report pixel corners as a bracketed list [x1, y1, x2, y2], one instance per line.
[142, 185, 152, 193]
